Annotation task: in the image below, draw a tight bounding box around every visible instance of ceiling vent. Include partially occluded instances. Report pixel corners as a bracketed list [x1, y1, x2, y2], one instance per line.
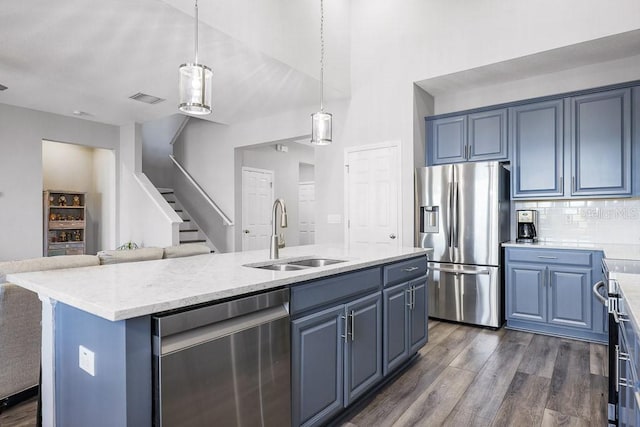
[0, 84, 7, 91]
[128, 92, 165, 104]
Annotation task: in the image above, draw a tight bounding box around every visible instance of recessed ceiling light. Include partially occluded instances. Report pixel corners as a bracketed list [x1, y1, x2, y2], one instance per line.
[129, 92, 165, 105]
[0, 84, 7, 91]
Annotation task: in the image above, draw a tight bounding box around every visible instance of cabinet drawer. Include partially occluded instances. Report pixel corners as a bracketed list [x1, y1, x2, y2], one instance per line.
[506, 248, 592, 266]
[290, 268, 381, 315]
[383, 257, 427, 287]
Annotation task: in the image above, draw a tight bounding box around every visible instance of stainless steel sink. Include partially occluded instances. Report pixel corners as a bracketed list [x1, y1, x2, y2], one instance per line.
[246, 258, 346, 271]
[255, 264, 309, 271]
[287, 258, 345, 267]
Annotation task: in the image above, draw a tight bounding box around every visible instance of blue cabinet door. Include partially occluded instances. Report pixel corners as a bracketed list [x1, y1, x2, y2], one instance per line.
[409, 278, 428, 354]
[510, 100, 564, 198]
[571, 88, 632, 196]
[468, 108, 508, 162]
[292, 305, 345, 427]
[548, 266, 592, 330]
[344, 292, 382, 406]
[506, 263, 546, 323]
[429, 116, 467, 165]
[382, 282, 409, 375]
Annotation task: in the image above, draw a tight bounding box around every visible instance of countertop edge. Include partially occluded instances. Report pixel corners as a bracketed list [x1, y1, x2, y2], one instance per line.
[8, 248, 432, 322]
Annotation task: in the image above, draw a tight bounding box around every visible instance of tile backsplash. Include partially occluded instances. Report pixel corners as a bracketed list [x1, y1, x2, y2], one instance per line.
[514, 198, 640, 245]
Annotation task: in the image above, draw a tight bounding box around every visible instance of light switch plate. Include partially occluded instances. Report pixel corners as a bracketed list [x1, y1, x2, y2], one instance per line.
[79, 345, 95, 376]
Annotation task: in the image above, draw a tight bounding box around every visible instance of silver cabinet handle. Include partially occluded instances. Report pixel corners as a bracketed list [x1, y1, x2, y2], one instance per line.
[406, 288, 413, 309]
[389, 233, 396, 240]
[341, 315, 348, 343]
[349, 310, 355, 341]
[592, 281, 607, 306]
[537, 256, 558, 259]
[402, 266, 419, 272]
[412, 286, 416, 310]
[616, 344, 620, 393]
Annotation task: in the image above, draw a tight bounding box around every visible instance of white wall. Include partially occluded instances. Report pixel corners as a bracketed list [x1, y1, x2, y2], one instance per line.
[93, 149, 117, 251]
[0, 103, 119, 261]
[141, 114, 187, 189]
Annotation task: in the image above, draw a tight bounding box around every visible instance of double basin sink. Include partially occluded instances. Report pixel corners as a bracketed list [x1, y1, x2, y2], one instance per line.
[248, 258, 346, 271]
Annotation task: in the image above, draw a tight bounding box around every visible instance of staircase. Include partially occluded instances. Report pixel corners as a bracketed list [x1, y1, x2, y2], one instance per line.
[158, 188, 217, 253]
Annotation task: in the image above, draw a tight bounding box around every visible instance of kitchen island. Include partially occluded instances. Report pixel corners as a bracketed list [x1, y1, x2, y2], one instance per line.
[7, 244, 430, 427]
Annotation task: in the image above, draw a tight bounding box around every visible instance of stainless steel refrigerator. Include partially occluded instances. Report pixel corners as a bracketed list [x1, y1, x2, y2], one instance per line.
[415, 161, 510, 328]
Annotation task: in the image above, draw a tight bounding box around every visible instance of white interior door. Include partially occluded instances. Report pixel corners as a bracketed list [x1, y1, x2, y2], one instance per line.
[345, 142, 401, 248]
[298, 182, 315, 245]
[242, 167, 274, 251]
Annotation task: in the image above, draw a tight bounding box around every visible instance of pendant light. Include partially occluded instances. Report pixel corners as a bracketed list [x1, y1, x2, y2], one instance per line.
[311, 0, 332, 145]
[179, 0, 212, 115]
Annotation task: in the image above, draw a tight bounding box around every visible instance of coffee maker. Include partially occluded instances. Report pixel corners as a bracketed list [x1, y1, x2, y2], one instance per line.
[516, 210, 538, 243]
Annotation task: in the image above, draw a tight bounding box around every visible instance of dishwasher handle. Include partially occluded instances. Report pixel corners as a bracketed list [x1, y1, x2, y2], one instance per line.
[159, 304, 289, 356]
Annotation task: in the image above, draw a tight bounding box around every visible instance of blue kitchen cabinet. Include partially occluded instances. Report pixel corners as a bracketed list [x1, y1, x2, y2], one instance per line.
[510, 99, 564, 198]
[467, 109, 508, 162]
[344, 292, 382, 406]
[570, 88, 632, 197]
[382, 275, 428, 375]
[429, 116, 467, 164]
[427, 108, 507, 165]
[506, 263, 546, 323]
[548, 266, 592, 330]
[618, 309, 640, 427]
[291, 305, 345, 427]
[505, 247, 605, 343]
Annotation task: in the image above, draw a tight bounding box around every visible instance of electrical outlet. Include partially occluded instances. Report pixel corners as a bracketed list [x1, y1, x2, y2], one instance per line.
[79, 345, 95, 376]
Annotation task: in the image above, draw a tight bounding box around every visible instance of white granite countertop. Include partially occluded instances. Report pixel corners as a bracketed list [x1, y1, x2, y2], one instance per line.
[7, 244, 430, 322]
[612, 271, 640, 335]
[502, 240, 640, 260]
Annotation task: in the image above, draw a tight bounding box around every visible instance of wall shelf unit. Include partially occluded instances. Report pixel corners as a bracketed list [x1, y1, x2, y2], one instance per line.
[43, 190, 86, 256]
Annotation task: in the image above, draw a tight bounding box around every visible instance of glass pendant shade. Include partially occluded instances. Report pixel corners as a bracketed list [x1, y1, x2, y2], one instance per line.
[311, 111, 332, 145]
[179, 63, 212, 115]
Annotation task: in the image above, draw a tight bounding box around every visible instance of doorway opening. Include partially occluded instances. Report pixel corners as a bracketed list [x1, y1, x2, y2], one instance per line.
[42, 140, 116, 255]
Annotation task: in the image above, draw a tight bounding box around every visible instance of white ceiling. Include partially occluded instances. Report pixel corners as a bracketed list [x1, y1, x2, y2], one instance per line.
[0, 0, 349, 126]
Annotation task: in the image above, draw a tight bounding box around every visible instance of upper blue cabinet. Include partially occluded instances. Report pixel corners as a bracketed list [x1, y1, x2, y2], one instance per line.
[427, 108, 507, 165]
[570, 89, 632, 197]
[511, 100, 564, 198]
[510, 87, 633, 199]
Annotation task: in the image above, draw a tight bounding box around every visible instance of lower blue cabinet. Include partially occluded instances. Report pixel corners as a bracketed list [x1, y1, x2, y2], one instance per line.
[291, 256, 428, 427]
[505, 247, 604, 342]
[291, 292, 382, 427]
[291, 305, 345, 427]
[383, 276, 428, 375]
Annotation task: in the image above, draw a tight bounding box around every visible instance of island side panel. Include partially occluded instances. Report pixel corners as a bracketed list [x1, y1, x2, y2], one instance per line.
[54, 303, 151, 426]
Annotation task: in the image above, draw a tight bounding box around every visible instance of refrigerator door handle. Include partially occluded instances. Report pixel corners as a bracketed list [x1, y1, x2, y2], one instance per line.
[452, 182, 459, 248]
[447, 182, 454, 249]
[427, 263, 490, 275]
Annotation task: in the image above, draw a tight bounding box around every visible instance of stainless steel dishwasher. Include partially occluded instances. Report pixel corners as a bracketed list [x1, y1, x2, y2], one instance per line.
[153, 288, 291, 427]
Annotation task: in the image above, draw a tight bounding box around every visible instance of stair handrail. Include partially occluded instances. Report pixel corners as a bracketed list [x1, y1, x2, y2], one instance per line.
[169, 155, 234, 226]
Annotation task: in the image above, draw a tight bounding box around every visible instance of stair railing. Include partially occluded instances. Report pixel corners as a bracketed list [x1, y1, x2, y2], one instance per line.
[169, 155, 234, 226]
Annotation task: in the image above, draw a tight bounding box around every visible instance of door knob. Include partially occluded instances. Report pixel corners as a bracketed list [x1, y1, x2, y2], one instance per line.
[389, 233, 396, 239]
[243, 229, 250, 234]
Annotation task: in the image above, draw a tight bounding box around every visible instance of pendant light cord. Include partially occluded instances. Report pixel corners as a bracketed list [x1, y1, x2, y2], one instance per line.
[320, 0, 324, 112]
[194, 0, 199, 65]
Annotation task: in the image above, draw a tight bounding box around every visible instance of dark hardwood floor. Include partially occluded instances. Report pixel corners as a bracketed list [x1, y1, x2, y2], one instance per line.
[340, 321, 608, 427]
[0, 322, 607, 427]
